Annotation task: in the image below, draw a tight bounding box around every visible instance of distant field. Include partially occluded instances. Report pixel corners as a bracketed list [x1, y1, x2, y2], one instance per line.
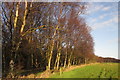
[50, 63, 119, 78]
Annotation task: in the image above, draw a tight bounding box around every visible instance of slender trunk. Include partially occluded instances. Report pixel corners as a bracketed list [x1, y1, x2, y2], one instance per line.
[3, 53, 5, 73]
[85, 58, 86, 64]
[54, 39, 61, 70]
[54, 57, 57, 70]
[12, 2, 20, 70]
[14, 2, 20, 29]
[27, 56, 30, 69]
[35, 58, 38, 68]
[9, 60, 14, 78]
[47, 40, 54, 70]
[13, 0, 28, 63]
[47, 18, 59, 70]
[29, 34, 34, 68]
[68, 51, 73, 67]
[72, 57, 75, 65]
[47, 26, 58, 70]
[54, 41, 59, 70]
[31, 53, 33, 68]
[64, 49, 67, 68]
[47, 2, 62, 70]
[54, 3, 63, 70]
[20, 0, 28, 33]
[56, 45, 61, 70]
[77, 59, 80, 65]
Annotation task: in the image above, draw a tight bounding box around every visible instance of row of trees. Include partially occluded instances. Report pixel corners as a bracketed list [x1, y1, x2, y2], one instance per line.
[1, 2, 95, 78]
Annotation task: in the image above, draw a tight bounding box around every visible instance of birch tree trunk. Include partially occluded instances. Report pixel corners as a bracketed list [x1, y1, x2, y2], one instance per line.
[54, 42, 61, 70]
[56, 45, 61, 70]
[9, 2, 21, 77]
[14, 2, 20, 29]
[54, 41, 59, 70]
[68, 51, 73, 67]
[47, 25, 58, 70]
[64, 50, 67, 68]
[53, 2, 63, 70]
[20, 0, 28, 33]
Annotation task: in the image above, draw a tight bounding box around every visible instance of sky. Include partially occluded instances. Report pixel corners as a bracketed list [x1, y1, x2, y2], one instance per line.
[83, 2, 118, 59]
[0, 0, 119, 59]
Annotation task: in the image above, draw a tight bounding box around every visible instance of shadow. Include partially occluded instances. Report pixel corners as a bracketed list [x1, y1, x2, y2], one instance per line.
[18, 68, 44, 77]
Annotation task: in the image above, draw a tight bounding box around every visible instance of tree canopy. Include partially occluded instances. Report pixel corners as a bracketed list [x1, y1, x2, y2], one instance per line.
[1, 2, 95, 78]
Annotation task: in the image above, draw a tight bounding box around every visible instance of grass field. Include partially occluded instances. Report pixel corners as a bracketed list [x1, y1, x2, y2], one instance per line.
[50, 63, 119, 78]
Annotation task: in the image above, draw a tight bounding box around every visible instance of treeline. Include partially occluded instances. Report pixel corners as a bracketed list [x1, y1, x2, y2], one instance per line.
[96, 57, 120, 63]
[1, 2, 95, 78]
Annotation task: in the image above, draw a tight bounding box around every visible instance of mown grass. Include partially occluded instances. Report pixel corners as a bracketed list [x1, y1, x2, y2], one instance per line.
[50, 63, 119, 78]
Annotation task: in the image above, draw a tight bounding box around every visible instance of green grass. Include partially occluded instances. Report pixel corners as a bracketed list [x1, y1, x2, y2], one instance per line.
[50, 63, 119, 78]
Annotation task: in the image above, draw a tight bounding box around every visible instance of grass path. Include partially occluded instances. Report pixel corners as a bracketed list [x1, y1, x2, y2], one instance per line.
[20, 63, 98, 78]
[19, 63, 119, 78]
[50, 63, 119, 78]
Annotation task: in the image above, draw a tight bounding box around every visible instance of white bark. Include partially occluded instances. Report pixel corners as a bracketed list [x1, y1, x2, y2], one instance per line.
[20, 0, 28, 33]
[56, 46, 61, 70]
[14, 2, 20, 29]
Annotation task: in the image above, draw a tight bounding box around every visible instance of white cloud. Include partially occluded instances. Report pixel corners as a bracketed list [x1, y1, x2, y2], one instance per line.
[91, 16, 118, 30]
[102, 7, 111, 11]
[88, 12, 116, 25]
[88, 6, 111, 14]
[98, 14, 108, 19]
[87, 3, 116, 15]
[87, 4, 104, 14]
[88, 18, 97, 23]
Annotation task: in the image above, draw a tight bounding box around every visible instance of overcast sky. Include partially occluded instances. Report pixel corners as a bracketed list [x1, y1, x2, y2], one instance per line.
[84, 2, 118, 59]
